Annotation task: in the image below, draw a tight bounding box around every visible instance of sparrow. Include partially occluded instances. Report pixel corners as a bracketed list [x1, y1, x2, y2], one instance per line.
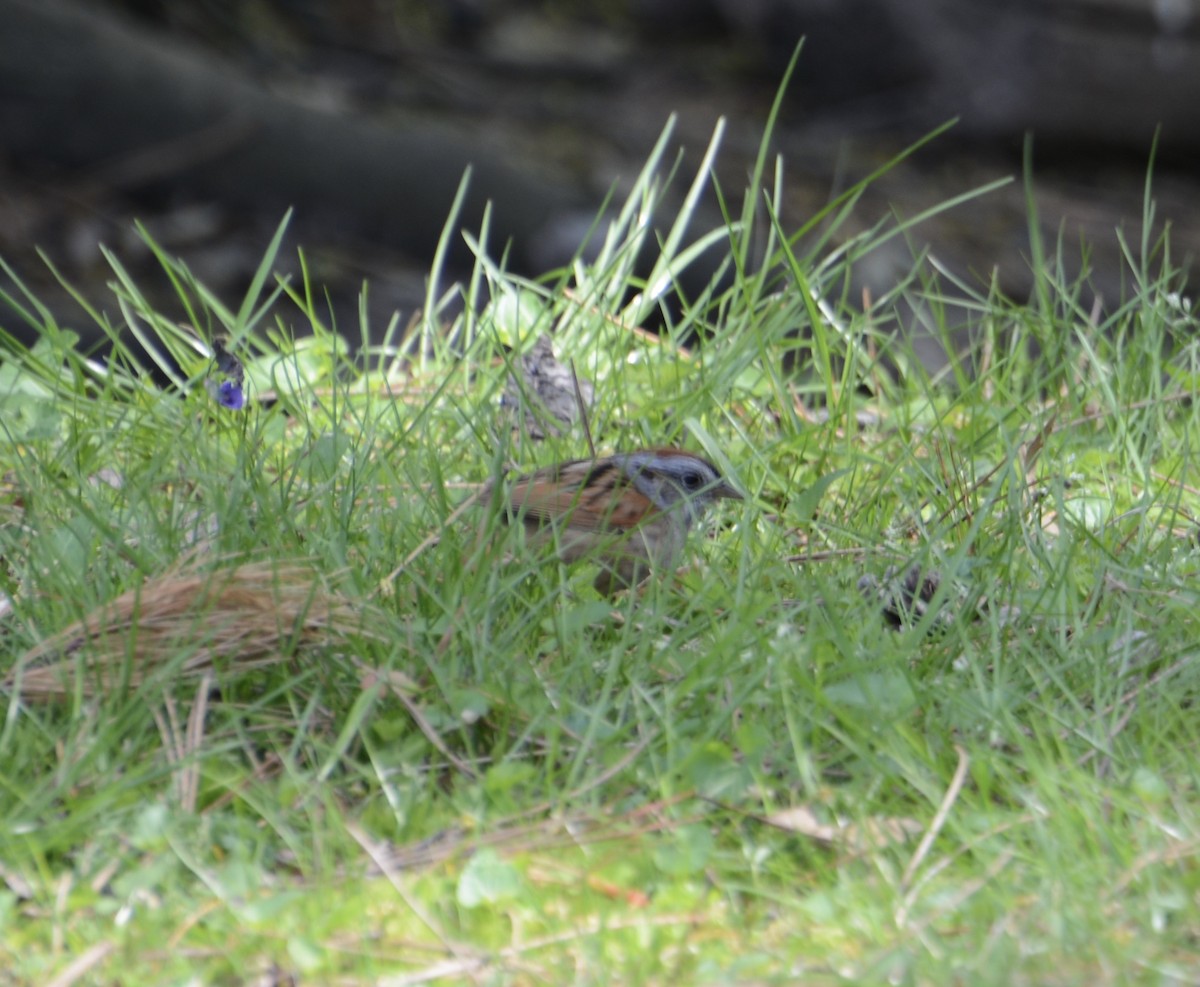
[501, 447, 743, 594]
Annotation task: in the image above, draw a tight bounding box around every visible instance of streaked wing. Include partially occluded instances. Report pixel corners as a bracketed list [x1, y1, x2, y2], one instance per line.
[508, 459, 651, 532]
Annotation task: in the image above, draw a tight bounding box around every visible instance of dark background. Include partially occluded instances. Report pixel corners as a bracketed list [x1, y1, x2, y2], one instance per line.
[2, 0, 1197, 365]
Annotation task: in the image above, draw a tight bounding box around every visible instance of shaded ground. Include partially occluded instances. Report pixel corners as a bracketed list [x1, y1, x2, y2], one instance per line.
[2, 0, 1197, 367]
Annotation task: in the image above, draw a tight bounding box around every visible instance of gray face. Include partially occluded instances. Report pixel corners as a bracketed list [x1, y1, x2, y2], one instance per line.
[620, 452, 728, 526]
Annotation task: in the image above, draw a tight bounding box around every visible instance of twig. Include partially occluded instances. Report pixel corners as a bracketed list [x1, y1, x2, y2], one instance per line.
[561, 287, 695, 359]
[785, 546, 871, 564]
[900, 744, 970, 891]
[398, 687, 479, 781]
[1109, 837, 1200, 897]
[1103, 652, 1192, 717]
[179, 673, 213, 813]
[571, 359, 596, 459]
[904, 849, 1015, 936]
[349, 656, 477, 778]
[897, 811, 1038, 926]
[1061, 390, 1193, 431]
[345, 821, 483, 981]
[392, 912, 702, 986]
[378, 486, 489, 593]
[45, 942, 116, 987]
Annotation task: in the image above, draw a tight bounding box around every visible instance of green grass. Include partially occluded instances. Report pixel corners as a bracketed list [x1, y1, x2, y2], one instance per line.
[1, 108, 1199, 985]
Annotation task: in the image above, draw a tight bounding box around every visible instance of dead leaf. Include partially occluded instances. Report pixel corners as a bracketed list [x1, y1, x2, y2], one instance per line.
[761, 805, 923, 852]
[8, 560, 383, 701]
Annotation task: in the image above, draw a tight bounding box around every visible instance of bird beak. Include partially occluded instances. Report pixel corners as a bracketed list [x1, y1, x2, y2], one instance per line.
[713, 480, 743, 501]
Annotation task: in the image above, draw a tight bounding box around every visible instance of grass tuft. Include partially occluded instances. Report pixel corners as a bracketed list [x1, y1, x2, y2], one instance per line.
[1, 97, 1198, 983]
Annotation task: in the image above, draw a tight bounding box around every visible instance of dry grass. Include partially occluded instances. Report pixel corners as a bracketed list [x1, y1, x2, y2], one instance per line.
[7, 560, 381, 701]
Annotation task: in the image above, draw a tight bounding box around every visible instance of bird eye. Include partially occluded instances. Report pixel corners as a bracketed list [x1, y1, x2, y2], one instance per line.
[681, 469, 704, 491]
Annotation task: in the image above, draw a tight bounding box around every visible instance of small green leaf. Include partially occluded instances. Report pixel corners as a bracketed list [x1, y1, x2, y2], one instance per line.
[0, 396, 63, 441]
[286, 935, 325, 973]
[456, 848, 522, 908]
[789, 468, 851, 525]
[449, 689, 490, 725]
[653, 825, 713, 877]
[486, 289, 549, 349]
[130, 803, 170, 848]
[687, 742, 752, 800]
[1130, 766, 1170, 805]
[824, 672, 916, 718]
[308, 432, 352, 480]
[0, 891, 17, 935]
[238, 891, 303, 924]
[483, 760, 538, 796]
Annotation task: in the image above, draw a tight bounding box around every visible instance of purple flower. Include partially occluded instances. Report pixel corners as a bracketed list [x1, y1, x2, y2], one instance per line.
[215, 379, 245, 410]
[206, 339, 247, 410]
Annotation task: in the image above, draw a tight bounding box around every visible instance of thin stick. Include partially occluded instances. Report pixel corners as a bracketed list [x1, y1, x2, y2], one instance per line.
[45, 942, 116, 987]
[350, 656, 477, 778]
[561, 287, 694, 358]
[571, 359, 596, 458]
[345, 821, 482, 978]
[378, 486, 489, 593]
[903, 848, 1016, 935]
[394, 686, 479, 781]
[901, 744, 970, 891]
[179, 673, 212, 813]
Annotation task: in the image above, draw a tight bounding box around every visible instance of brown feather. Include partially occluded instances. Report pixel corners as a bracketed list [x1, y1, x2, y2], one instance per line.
[498, 447, 739, 595]
[507, 458, 654, 533]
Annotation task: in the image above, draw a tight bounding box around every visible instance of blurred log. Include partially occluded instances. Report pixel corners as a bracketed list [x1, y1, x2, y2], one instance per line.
[894, 0, 1200, 153]
[694, 0, 1200, 154]
[0, 0, 584, 272]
